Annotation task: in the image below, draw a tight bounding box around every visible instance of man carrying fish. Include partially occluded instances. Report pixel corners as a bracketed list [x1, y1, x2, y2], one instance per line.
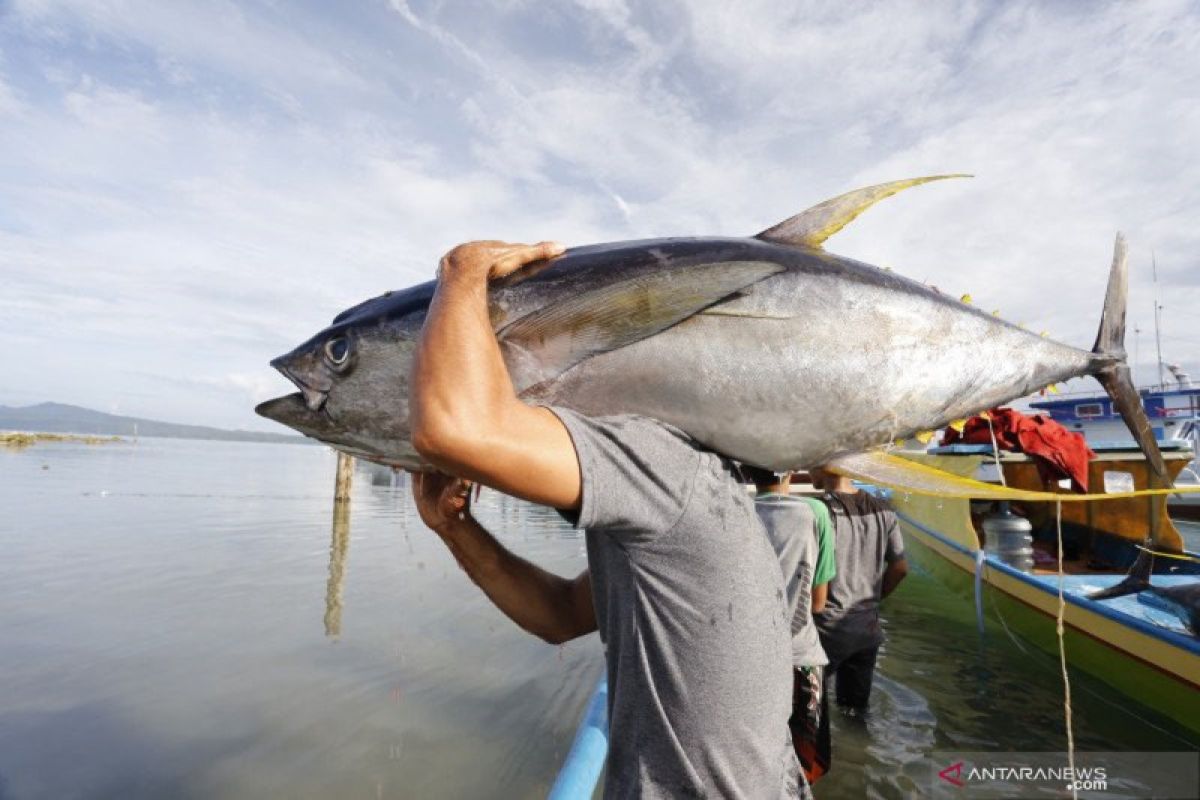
[256, 176, 1176, 795]
[407, 240, 806, 798]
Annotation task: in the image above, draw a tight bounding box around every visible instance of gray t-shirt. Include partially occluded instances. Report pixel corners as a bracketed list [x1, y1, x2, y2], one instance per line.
[551, 408, 801, 799]
[755, 493, 829, 668]
[814, 490, 905, 665]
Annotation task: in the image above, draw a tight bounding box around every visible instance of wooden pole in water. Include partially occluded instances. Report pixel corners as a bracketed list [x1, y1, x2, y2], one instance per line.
[334, 451, 354, 503]
[324, 501, 351, 638]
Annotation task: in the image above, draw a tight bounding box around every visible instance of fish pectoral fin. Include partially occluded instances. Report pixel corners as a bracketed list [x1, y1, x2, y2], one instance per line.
[755, 174, 971, 249]
[497, 260, 784, 380]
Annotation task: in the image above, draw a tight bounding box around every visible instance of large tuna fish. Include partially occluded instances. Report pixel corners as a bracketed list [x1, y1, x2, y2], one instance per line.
[256, 176, 1168, 485]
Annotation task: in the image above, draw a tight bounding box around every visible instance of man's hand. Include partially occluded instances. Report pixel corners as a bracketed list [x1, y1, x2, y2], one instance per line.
[411, 470, 474, 532]
[438, 240, 565, 283]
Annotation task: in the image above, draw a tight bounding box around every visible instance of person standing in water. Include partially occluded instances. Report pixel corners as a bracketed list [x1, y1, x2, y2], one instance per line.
[745, 466, 837, 785]
[809, 466, 908, 717]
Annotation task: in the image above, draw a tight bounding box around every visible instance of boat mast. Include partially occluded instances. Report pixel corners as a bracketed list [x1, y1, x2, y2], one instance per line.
[1152, 251, 1165, 391]
[1132, 323, 1140, 388]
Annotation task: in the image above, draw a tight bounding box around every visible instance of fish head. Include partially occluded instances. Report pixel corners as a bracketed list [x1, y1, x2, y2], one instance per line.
[257, 287, 433, 467]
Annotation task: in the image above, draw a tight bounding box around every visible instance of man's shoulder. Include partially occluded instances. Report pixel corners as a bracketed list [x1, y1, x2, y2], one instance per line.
[548, 406, 697, 448]
[860, 490, 895, 513]
[754, 493, 817, 516]
[829, 489, 894, 517]
[794, 495, 832, 515]
[545, 406, 741, 535]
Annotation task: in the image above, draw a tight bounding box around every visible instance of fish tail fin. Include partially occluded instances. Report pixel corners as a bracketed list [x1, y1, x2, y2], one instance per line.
[1086, 550, 1153, 600]
[1091, 233, 1128, 362]
[1089, 233, 1172, 491]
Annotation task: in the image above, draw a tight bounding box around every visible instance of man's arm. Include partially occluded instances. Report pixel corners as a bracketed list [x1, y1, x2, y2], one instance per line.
[881, 558, 908, 599]
[413, 471, 596, 644]
[409, 240, 582, 510]
[810, 582, 828, 614]
[880, 507, 906, 599]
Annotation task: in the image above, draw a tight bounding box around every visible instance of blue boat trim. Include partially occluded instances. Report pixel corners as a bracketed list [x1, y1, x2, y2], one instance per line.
[896, 511, 1200, 657]
[548, 676, 609, 799]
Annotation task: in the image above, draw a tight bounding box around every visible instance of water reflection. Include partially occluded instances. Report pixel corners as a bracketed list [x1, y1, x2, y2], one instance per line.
[324, 502, 351, 638]
[0, 439, 1193, 799]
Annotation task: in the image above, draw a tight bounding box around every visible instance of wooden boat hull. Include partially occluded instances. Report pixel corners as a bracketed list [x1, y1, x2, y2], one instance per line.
[895, 492, 1200, 736]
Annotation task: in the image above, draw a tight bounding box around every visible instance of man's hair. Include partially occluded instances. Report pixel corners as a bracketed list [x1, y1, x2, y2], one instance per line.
[740, 464, 780, 489]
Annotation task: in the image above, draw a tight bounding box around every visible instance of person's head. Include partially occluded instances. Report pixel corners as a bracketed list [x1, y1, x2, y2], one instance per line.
[810, 465, 854, 494]
[742, 464, 790, 493]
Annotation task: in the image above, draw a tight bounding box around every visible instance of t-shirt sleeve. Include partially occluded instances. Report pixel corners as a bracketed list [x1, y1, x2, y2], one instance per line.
[547, 406, 702, 537]
[809, 500, 837, 586]
[883, 510, 905, 563]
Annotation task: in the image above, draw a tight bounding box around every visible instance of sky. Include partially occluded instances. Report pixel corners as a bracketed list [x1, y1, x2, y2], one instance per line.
[1, 0, 1198, 431]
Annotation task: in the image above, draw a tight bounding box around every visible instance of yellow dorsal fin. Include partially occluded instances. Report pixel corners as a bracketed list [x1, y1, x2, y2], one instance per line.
[755, 174, 971, 249]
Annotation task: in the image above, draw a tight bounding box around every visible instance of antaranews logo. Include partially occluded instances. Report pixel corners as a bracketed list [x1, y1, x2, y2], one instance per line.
[937, 762, 964, 788]
[930, 752, 1198, 798]
[937, 759, 1108, 792]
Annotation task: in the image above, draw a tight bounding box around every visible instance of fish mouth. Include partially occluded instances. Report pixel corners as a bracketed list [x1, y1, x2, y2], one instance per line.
[255, 393, 318, 428]
[271, 360, 329, 412]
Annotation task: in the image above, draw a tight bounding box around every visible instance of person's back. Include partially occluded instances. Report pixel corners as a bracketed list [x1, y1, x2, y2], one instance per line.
[747, 468, 835, 787]
[816, 489, 900, 653]
[558, 411, 802, 798]
[810, 469, 907, 710]
[752, 489, 827, 669]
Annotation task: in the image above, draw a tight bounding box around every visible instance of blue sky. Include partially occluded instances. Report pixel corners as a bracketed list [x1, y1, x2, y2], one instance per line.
[2, 0, 1198, 430]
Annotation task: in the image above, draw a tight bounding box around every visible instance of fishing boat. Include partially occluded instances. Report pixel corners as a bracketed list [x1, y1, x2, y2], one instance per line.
[1028, 367, 1200, 520]
[549, 677, 609, 799]
[850, 444, 1200, 735]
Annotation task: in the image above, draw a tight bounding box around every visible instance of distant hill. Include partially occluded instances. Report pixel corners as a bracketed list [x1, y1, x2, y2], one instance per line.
[0, 402, 311, 445]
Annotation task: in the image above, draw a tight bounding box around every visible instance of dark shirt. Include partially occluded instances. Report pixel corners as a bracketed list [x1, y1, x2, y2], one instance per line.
[814, 490, 904, 663]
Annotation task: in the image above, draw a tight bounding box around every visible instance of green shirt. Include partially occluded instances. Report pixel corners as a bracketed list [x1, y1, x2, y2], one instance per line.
[797, 496, 836, 586]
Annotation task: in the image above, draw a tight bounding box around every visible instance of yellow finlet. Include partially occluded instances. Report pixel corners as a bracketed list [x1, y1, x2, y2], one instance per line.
[755, 174, 972, 249]
[948, 419, 967, 433]
[915, 430, 935, 444]
[959, 293, 973, 305]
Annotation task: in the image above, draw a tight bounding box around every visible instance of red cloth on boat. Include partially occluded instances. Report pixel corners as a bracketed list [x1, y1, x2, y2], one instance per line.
[942, 407, 1096, 492]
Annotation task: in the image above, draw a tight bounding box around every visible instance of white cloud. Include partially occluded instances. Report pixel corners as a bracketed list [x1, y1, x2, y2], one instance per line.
[1, 0, 1198, 429]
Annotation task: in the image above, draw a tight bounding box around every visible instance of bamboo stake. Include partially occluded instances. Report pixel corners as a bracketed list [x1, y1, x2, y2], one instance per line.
[324, 501, 351, 638]
[334, 451, 354, 503]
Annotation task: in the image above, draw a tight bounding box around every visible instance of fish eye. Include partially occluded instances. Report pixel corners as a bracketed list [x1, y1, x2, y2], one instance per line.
[325, 336, 350, 365]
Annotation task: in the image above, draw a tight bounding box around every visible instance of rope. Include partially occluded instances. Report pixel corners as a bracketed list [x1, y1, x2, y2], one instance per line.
[1134, 544, 1200, 564]
[985, 413, 1007, 487]
[1055, 499, 1078, 800]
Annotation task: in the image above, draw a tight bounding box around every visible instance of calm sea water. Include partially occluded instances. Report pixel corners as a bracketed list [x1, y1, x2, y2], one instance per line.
[0, 438, 1195, 799]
